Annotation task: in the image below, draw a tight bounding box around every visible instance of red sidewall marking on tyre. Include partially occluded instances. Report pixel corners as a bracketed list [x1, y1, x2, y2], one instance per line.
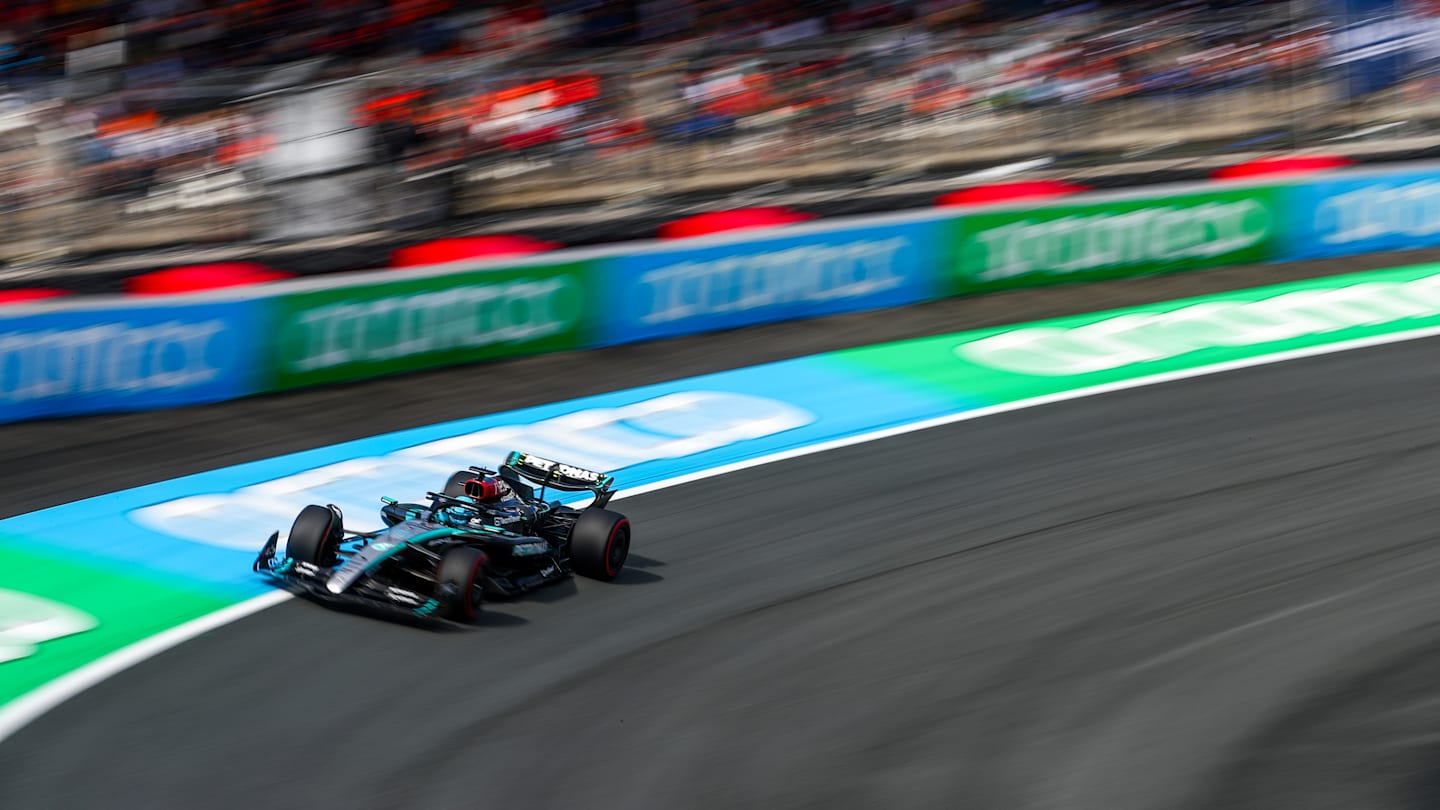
[604, 520, 629, 578]
[464, 555, 484, 620]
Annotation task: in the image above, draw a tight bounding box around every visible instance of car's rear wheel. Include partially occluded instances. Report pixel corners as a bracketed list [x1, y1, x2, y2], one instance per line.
[570, 508, 630, 581]
[287, 505, 342, 567]
[437, 547, 487, 622]
[443, 471, 472, 497]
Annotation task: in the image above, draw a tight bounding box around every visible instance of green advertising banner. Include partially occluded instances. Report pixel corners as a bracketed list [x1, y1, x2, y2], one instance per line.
[267, 260, 600, 389]
[947, 186, 1285, 295]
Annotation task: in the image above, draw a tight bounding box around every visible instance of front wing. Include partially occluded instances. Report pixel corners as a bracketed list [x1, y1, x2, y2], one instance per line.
[253, 532, 461, 624]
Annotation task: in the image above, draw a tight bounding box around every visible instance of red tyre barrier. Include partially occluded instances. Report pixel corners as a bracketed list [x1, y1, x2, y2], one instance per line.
[0, 288, 72, 305]
[1211, 154, 1354, 181]
[659, 206, 816, 239]
[124, 263, 294, 295]
[389, 235, 562, 268]
[935, 179, 1092, 207]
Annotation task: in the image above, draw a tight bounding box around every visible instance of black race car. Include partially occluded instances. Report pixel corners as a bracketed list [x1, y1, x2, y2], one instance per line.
[253, 451, 631, 623]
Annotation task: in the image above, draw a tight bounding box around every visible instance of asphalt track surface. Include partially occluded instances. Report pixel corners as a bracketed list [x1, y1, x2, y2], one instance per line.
[4, 253, 1440, 808]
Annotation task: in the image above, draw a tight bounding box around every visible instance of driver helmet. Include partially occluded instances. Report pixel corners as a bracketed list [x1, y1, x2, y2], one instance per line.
[439, 505, 471, 524]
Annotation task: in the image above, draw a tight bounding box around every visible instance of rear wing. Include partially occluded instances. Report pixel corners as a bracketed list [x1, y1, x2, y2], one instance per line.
[496, 451, 617, 507]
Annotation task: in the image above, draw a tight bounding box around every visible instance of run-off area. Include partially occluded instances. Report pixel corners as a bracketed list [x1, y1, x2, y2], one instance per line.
[3, 336, 1440, 810]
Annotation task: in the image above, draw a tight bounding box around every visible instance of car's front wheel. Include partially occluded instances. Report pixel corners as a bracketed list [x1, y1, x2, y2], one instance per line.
[437, 547, 487, 622]
[287, 505, 342, 567]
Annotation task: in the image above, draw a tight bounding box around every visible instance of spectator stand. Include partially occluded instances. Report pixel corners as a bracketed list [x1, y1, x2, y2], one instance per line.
[0, 1, 1437, 275]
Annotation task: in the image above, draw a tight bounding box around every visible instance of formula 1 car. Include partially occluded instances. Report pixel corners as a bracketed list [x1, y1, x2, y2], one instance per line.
[253, 451, 631, 623]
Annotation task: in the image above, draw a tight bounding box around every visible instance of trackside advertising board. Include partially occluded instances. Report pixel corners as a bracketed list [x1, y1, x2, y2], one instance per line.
[265, 260, 600, 389]
[600, 220, 942, 344]
[1284, 169, 1440, 259]
[0, 300, 264, 423]
[945, 186, 1285, 295]
[13, 167, 1440, 423]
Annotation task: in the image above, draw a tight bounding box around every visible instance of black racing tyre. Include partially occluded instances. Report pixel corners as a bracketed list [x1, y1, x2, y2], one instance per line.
[569, 508, 630, 581]
[287, 504, 341, 567]
[443, 471, 472, 497]
[437, 547, 487, 622]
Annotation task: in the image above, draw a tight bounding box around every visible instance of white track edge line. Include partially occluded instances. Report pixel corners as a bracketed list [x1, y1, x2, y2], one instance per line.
[0, 590, 292, 741]
[2, 321, 1439, 743]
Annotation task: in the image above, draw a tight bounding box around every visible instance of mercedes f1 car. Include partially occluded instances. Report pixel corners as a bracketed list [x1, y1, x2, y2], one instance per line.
[253, 452, 631, 623]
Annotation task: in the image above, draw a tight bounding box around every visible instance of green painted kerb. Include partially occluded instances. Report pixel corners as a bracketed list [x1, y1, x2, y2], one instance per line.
[0, 537, 230, 705]
[835, 262, 1440, 405]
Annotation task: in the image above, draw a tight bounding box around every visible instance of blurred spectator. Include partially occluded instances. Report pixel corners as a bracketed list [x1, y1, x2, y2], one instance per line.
[0, 0, 1423, 247]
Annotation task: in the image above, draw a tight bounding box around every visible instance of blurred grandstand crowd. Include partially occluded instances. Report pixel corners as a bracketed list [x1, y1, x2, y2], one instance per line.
[0, 0, 1432, 251]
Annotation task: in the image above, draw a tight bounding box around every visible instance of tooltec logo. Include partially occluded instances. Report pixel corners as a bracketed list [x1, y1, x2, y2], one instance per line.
[957, 277, 1440, 376]
[638, 237, 909, 324]
[0, 320, 225, 402]
[281, 277, 581, 372]
[965, 200, 1271, 281]
[0, 590, 97, 664]
[130, 390, 815, 549]
[1315, 180, 1440, 245]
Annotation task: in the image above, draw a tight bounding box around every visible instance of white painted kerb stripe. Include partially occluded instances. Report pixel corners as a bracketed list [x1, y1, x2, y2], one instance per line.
[2, 320, 1439, 744]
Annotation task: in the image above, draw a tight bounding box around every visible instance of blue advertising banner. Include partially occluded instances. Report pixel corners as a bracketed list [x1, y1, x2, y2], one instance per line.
[599, 220, 944, 344]
[1283, 170, 1440, 259]
[0, 299, 266, 423]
